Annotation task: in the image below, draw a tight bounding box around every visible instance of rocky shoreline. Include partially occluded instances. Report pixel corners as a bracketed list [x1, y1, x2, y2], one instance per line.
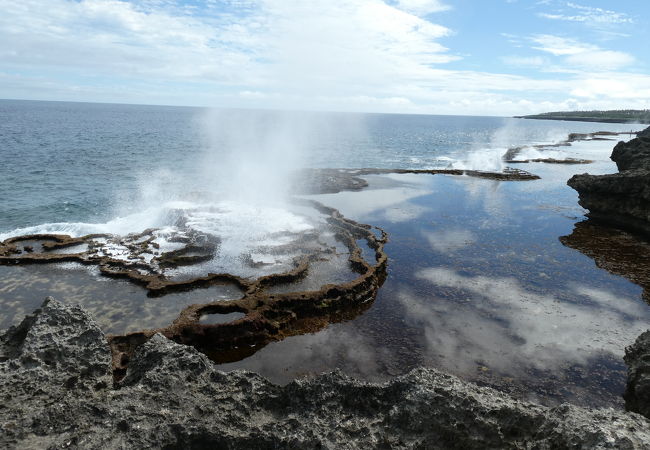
[568, 127, 650, 238]
[1, 298, 649, 449]
[3, 130, 650, 448]
[502, 130, 634, 163]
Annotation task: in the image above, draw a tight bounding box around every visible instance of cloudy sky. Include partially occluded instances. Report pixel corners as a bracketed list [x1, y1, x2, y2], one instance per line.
[0, 0, 648, 115]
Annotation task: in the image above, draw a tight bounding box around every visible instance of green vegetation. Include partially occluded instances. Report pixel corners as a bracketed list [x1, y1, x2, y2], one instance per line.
[515, 110, 650, 124]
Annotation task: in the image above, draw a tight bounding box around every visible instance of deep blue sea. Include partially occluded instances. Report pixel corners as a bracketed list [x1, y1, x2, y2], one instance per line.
[0, 99, 643, 234]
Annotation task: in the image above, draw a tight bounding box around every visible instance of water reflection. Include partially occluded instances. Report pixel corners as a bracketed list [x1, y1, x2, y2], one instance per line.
[311, 174, 432, 223]
[3, 157, 649, 408]
[423, 229, 476, 253]
[0, 264, 243, 334]
[217, 321, 392, 381]
[407, 268, 646, 374]
[561, 220, 650, 303]
[224, 169, 649, 408]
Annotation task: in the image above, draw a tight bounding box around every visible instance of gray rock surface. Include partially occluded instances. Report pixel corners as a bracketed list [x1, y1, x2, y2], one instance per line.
[568, 134, 650, 237]
[625, 331, 650, 420]
[1, 298, 650, 449]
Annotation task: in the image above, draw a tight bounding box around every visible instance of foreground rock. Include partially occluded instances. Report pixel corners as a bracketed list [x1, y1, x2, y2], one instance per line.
[568, 129, 650, 237]
[638, 127, 650, 138]
[625, 331, 650, 420]
[611, 136, 650, 171]
[1, 298, 650, 449]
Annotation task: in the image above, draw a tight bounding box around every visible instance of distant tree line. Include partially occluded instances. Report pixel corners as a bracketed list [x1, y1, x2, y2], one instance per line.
[516, 110, 650, 124]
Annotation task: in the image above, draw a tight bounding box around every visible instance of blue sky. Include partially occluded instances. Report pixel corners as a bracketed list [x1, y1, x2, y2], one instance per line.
[0, 0, 648, 115]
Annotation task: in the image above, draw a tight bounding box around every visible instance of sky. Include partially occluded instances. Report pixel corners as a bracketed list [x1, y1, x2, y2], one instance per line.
[0, 0, 649, 116]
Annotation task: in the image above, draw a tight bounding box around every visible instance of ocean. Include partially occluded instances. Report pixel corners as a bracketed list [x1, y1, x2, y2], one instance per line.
[0, 99, 641, 234]
[1, 99, 648, 408]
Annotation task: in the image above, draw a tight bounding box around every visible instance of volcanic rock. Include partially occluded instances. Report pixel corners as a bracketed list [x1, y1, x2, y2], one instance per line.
[1, 298, 650, 449]
[611, 136, 650, 171]
[568, 133, 650, 237]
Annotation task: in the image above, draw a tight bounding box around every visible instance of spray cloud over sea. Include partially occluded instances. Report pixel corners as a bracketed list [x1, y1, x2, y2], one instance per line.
[0, 108, 370, 280]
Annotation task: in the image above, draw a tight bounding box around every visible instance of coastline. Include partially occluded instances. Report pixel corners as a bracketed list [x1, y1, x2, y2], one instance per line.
[1, 297, 649, 448]
[515, 116, 650, 125]
[1, 125, 650, 447]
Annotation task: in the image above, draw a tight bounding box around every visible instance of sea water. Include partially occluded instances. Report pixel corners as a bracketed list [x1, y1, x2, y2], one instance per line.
[1, 99, 647, 408]
[0, 99, 641, 234]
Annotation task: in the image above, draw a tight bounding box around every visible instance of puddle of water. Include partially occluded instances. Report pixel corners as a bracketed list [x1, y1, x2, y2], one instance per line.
[1, 149, 648, 409]
[48, 243, 89, 254]
[220, 170, 649, 408]
[199, 312, 246, 325]
[0, 263, 244, 334]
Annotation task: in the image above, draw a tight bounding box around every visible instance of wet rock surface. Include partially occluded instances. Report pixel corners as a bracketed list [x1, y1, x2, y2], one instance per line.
[505, 157, 593, 164]
[502, 130, 632, 163]
[2, 298, 649, 449]
[292, 168, 540, 194]
[0, 200, 389, 381]
[568, 129, 650, 238]
[350, 167, 541, 180]
[292, 168, 369, 194]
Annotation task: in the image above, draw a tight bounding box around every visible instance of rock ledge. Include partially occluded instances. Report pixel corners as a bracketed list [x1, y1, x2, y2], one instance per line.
[568, 129, 650, 237]
[1, 298, 649, 449]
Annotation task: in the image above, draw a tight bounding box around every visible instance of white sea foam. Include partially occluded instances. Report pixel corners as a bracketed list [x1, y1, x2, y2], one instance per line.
[451, 147, 506, 171]
[1, 198, 319, 280]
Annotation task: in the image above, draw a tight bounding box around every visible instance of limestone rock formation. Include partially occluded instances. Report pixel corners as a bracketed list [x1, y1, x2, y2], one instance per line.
[568, 129, 650, 237]
[1, 298, 650, 449]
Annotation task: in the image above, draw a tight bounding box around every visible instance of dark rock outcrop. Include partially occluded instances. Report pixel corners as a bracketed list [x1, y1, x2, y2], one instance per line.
[625, 331, 650, 420]
[1, 298, 650, 449]
[638, 127, 650, 139]
[568, 131, 650, 237]
[611, 136, 650, 171]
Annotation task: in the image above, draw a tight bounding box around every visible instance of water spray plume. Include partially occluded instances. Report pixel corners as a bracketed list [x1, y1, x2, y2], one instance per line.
[199, 108, 310, 207]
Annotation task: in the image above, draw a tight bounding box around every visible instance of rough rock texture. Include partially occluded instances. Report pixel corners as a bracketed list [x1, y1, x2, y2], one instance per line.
[1, 298, 650, 449]
[568, 132, 650, 237]
[612, 137, 650, 171]
[625, 331, 650, 420]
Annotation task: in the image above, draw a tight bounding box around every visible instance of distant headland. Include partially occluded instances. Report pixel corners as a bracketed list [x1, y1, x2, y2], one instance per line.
[515, 109, 650, 124]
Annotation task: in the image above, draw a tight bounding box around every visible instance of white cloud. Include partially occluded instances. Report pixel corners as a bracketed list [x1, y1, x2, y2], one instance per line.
[569, 75, 650, 100]
[530, 34, 634, 70]
[531, 34, 594, 56]
[0, 0, 648, 115]
[539, 2, 634, 25]
[501, 55, 547, 67]
[565, 50, 635, 70]
[393, 0, 450, 15]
